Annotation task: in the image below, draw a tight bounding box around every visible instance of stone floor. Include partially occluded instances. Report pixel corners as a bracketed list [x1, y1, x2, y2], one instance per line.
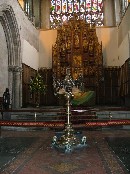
[0, 128, 130, 174]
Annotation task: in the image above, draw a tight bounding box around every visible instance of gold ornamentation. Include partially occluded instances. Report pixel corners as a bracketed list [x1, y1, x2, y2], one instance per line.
[52, 16, 103, 90]
[83, 39, 88, 52]
[72, 55, 82, 67]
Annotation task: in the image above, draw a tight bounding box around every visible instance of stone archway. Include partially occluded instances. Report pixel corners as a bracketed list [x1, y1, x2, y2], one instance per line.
[0, 4, 22, 108]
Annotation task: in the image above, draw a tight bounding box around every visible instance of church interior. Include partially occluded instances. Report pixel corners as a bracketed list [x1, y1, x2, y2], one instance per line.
[0, 0, 130, 173]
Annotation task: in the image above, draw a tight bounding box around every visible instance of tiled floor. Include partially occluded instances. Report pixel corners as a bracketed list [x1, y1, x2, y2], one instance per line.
[0, 128, 130, 174]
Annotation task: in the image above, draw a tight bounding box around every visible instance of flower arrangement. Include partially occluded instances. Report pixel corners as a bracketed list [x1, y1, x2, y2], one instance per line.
[30, 73, 46, 107]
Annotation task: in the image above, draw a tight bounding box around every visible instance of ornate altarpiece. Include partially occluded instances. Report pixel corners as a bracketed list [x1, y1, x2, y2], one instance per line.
[52, 16, 103, 96]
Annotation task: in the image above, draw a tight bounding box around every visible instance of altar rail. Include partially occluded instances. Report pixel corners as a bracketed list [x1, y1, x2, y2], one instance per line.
[0, 107, 130, 129]
[0, 108, 97, 124]
[1, 107, 130, 120]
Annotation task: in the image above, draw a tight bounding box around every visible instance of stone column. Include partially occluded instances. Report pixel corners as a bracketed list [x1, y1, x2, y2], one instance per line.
[121, 0, 125, 15]
[40, 0, 51, 29]
[13, 66, 22, 109]
[9, 66, 22, 109]
[114, 0, 121, 25]
[8, 66, 14, 108]
[103, 0, 116, 26]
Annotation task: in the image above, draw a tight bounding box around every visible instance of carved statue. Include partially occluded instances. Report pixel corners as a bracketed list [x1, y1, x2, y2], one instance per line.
[66, 37, 71, 52]
[88, 39, 94, 56]
[74, 33, 80, 48]
[83, 39, 88, 52]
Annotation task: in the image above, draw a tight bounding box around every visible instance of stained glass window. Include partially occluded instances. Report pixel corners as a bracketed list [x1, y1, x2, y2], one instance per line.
[50, 0, 104, 29]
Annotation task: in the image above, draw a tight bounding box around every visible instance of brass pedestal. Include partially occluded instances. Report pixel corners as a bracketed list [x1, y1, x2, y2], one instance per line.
[52, 123, 87, 153]
[52, 92, 87, 153]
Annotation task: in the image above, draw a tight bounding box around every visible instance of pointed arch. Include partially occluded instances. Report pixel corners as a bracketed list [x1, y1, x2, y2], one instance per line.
[0, 4, 22, 108]
[0, 4, 21, 66]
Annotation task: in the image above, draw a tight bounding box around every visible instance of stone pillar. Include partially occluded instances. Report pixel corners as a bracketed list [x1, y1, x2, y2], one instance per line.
[40, 0, 51, 29]
[121, 0, 125, 15]
[103, 0, 116, 26]
[13, 66, 22, 108]
[9, 66, 22, 109]
[8, 66, 13, 107]
[114, 0, 121, 25]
